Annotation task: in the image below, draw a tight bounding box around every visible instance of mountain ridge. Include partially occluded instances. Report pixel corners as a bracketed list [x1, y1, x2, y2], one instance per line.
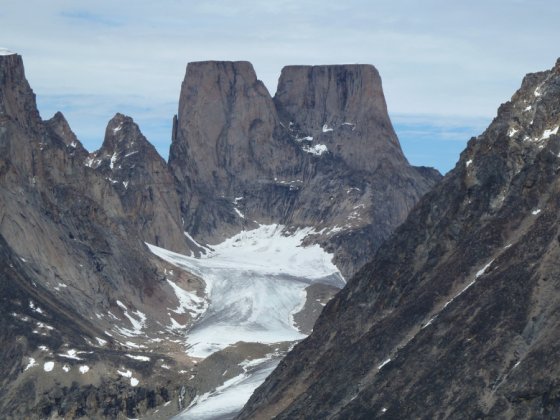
[237, 58, 560, 419]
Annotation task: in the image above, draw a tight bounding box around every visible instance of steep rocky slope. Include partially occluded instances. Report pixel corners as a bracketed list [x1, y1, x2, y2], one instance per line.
[239, 59, 560, 419]
[169, 61, 440, 277]
[0, 52, 202, 419]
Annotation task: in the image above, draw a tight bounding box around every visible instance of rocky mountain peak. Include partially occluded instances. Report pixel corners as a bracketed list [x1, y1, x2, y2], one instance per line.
[169, 60, 297, 197]
[45, 111, 88, 158]
[274, 64, 405, 172]
[0, 52, 41, 129]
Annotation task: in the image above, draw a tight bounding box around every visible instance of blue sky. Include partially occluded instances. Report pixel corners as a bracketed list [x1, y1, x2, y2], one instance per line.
[2, 0, 559, 173]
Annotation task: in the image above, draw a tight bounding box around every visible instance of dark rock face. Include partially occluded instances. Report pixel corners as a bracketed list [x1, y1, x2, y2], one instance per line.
[0, 54, 199, 419]
[275, 64, 405, 172]
[89, 113, 188, 252]
[238, 60, 560, 419]
[169, 61, 440, 277]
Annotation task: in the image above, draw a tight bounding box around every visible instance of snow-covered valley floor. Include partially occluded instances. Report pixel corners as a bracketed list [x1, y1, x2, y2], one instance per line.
[147, 224, 344, 419]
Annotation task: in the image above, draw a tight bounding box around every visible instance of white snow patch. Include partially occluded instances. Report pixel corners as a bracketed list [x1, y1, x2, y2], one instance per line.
[58, 349, 82, 360]
[540, 126, 559, 141]
[113, 124, 122, 134]
[123, 181, 129, 189]
[233, 207, 245, 219]
[378, 358, 391, 370]
[322, 124, 334, 133]
[126, 354, 150, 362]
[534, 86, 542, 97]
[62, 365, 70, 373]
[295, 135, 313, 142]
[524, 105, 532, 112]
[508, 128, 518, 138]
[79, 365, 90, 374]
[466, 159, 473, 167]
[24, 357, 37, 371]
[147, 224, 344, 358]
[29, 301, 44, 314]
[118, 369, 133, 378]
[303, 144, 328, 156]
[124, 151, 138, 158]
[130, 377, 139, 387]
[114, 301, 146, 337]
[475, 260, 494, 279]
[0, 48, 16, 56]
[95, 337, 108, 346]
[44, 361, 55, 372]
[184, 231, 214, 255]
[167, 279, 207, 318]
[109, 152, 118, 169]
[532, 208, 541, 215]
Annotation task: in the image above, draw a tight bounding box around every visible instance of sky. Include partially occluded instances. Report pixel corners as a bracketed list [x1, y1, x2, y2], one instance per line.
[2, 0, 559, 174]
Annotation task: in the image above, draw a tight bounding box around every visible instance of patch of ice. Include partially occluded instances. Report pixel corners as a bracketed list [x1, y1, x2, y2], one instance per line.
[147, 224, 344, 358]
[118, 369, 132, 378]
[37, 322, 54, 330]
[184, 231, 214, 255]
[29, 301, 43, 314]
[532, 208, 541, 215]
[233, 207, 245, 219]
[540, 126, 559, 141]
[58, 349, 82, 360]
[475, 260, 494, 279]
[322, 124, 333, 133]
[295, 136, 313, 142]
[534, 86, 542, 97]
[96, 337, 108, 346]
[79, 365, 90, 374]
[303, 144, 328, 156]
[378, 358, 391, 370]
[167, 279, 207, 320]
[24, 357, 37, 371]
[44, 361, 55, 372]
[126, 354, 150, 362]
[109, 152, 118, 169]
[179, 355, 278, 419]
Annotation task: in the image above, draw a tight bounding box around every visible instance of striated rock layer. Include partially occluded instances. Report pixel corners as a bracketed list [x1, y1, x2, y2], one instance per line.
[238, 59, 560, 419]
[169, 61, 440, 277]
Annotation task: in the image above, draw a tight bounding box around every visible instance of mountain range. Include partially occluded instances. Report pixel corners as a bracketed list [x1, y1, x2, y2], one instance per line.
[0, 51, 439, 418]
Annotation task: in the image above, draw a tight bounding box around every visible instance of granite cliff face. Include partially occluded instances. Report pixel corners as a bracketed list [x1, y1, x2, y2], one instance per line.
[238, 60, 560, 419]
[169, 61, 440, 277]
[0, 53, 203, 419]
